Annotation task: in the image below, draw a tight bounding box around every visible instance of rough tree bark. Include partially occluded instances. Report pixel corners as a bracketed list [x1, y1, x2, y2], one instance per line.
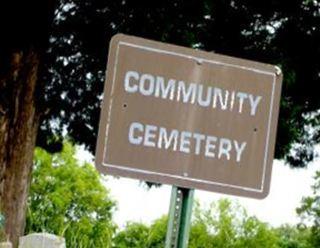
[0, 49, 41, 247]
[0, 1, 56, 246]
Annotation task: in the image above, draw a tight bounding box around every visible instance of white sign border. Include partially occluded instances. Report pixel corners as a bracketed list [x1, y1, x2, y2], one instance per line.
[102, 41, 276, 193]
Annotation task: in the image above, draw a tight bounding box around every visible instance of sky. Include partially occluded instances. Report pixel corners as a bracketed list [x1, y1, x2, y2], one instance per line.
[77, 146, 319, 229]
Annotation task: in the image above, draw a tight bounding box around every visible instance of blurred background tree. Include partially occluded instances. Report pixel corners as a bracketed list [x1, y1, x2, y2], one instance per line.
[24, 142, 317, 247]
[297, 170, 320, 247]
[275, 225, 313, 248]
[113, 198, 314, 248]
[42, 0, 320, 165]
[25, 142, 116, 247]
[113, 222, 150, 248]
[190, 199, 279, 248]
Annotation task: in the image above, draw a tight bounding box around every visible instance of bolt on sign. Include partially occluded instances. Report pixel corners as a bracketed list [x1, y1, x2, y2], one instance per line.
[95, 34, 282, 199]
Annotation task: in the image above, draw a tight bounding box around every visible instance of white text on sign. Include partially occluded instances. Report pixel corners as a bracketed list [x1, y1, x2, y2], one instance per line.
[128, 122, 247, 163]
[124, 71, 262, 116]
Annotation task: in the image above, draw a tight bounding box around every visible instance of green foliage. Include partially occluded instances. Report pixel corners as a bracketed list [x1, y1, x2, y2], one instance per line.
[112, 217, 167, 248]
[23, 141, 318, 247]
[29, 0, 319, 168]
[113, 223, 149, 248]
[189, 221, 215, 248]
[191, 199, 279, 248]
[297, 170, 320, 247]
[146, 216, 167, 248]
[26, 142, 116, 248]
[275, 225, 313, 248]
[114, 199, 314, 248]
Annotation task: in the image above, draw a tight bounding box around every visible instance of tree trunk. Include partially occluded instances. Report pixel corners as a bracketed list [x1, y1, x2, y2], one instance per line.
[0, 49, 41, 247]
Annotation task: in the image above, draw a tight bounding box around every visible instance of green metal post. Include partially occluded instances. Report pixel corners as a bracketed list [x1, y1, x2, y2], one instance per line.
[165, 186, 195, 248]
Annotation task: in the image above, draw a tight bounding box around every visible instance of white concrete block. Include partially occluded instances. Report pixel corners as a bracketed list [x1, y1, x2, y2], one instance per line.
[0, 242, 12, 248]
[19, 233, 65, 248]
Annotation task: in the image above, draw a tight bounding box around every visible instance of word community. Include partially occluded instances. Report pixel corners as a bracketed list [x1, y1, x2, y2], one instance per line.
[124, 71, 262, 116]
[128, 122, 247, 163]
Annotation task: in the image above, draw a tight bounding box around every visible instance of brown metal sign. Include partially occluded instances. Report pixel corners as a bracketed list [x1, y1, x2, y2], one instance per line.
[95, 34, 282, 199]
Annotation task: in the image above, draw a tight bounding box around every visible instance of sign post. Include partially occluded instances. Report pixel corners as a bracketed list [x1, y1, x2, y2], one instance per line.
[165, 186, 194, 248]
